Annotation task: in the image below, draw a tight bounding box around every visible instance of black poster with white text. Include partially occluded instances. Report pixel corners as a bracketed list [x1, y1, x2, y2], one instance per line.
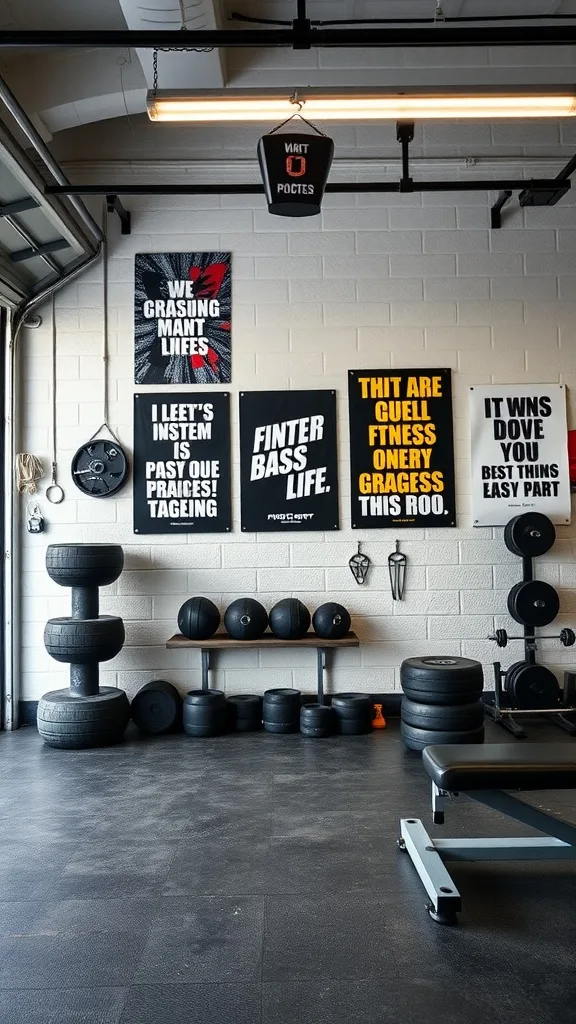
[134, 252, 231, 385]
[240, 390, 339, 532]
[133, 392, 231, 534]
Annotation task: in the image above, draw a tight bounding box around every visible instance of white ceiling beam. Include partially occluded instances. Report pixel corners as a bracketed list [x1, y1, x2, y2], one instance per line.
[117, 0, 226, 90]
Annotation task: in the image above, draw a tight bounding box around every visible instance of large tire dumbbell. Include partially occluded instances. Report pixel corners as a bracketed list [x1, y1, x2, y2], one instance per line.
[38, 544, 130, 749]
[400, 656, 485, 750]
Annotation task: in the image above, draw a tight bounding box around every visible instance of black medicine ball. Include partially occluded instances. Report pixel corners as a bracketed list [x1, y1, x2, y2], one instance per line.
[178, 597, 220, 641]
[224, 598, 268, 640]
[269, 598, 311, 640]
[312, 602, 351, 640]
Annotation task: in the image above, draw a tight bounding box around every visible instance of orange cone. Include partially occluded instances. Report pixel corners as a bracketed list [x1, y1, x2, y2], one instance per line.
[372, 703, 386, 729]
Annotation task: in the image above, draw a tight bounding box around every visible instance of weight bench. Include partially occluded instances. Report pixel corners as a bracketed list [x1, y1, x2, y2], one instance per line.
[399, 743, 576, 925]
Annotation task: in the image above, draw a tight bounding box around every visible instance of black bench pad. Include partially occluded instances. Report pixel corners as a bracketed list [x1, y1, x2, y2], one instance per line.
[422, 743, 576, 792]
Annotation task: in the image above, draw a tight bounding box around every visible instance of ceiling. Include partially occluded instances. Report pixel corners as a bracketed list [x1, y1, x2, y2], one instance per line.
[0, 1, 576, 143]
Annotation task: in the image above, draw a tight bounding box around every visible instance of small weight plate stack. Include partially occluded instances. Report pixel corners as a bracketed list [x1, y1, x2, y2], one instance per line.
[400, 657, 485, 751]
[502, 512, 562, 709]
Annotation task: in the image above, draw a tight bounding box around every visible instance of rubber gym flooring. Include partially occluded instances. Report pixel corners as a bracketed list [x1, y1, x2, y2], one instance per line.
[1, 718, 575, 1024]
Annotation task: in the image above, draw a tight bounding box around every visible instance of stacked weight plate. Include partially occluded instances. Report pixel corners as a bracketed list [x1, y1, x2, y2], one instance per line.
[502, 512, 562, 710]
[400, 657, 485, 750]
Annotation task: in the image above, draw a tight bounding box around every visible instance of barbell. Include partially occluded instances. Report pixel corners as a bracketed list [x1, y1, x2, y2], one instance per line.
[488, 627, 576, 649]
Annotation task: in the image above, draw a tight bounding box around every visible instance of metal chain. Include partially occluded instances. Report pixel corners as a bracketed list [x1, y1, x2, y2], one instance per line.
[152, 29, 214, 98]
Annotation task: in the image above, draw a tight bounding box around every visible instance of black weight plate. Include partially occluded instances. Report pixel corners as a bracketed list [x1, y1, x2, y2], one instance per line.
[400, 683, 482, 707]
[507, 580, 560, 627]
[505, 662, 560, 710]
[400, 656, 484, 689]
[504, 512, 555, 558]
[401, 721, 485, 752]
[131, 680, 181, 735]
[71, 438, 129, 498]
[401, 698, 485, 731]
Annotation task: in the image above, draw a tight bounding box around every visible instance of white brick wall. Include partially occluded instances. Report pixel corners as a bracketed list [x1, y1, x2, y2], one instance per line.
[19, 159, 576, 701]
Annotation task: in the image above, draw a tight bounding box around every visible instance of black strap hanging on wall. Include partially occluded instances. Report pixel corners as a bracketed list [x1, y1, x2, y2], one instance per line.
[71, 204, 129, 498]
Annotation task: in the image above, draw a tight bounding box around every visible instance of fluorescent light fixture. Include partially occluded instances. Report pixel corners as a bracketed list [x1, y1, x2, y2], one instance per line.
[147, 89, 576, 122]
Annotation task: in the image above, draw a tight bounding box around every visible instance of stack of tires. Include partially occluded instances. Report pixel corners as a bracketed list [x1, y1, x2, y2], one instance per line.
[400, 656, 484, 751]
[38, 544, 130, 749]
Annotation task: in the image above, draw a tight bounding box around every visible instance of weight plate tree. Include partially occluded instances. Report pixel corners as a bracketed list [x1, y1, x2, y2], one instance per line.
[38, 544, 130, 748]
[498, 512, 564, 715]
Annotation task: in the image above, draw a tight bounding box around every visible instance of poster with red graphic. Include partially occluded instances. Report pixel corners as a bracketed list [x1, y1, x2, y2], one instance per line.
[134, 252, 231, 385]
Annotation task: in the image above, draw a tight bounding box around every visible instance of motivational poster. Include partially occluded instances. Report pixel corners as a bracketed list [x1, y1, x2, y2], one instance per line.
[239, 390, 339, 532]
[470, 384, 570, 526]
[133, 392, 231, 534]
[134, 252, 231, 385]
[348, 368, 456, 529]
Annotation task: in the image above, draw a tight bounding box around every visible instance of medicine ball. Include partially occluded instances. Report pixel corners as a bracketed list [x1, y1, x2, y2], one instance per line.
[312, 602, 351, 640]
[269, 598, 311, 640]
[224, 598, 268, 640]
[177, 597, 220, 641]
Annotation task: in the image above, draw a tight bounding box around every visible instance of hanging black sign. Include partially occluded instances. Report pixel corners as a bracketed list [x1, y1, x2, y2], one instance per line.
[348, 368, 456, 529]
[133, 391, 231, 534]
[257, 131, 334, 217]
[134, 252, 231, 385]
[240, 390, 339, 532]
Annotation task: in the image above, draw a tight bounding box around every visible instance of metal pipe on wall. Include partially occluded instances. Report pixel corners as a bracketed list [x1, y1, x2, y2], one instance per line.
[1, 26, 576, 47]
[45, 178, 572, 197]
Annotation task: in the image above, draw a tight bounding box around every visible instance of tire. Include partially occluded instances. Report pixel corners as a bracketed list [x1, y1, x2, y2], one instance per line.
[400, 656, 483, 689]
[401, 697, 485, 731]
[46, 544, 124, 589]
[37, 687, 130, 749]
[300, 703, 336, 738]
[44, 616, 125, 664]
[401, 721, 485, 752]
[331, 693, 372, 735]
[183, 689, 227, 737]
[400, 683, 482, 706]
[331, 693, 372, 714]
[131, 680, 182, 735]
[226, 694, 262, 732]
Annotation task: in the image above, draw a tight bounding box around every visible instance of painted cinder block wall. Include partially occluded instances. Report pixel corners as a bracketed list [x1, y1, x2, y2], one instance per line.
[18, 149, 576, 702]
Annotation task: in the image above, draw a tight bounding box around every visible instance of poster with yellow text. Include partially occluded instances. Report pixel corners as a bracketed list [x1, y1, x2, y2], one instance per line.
[348, 368, 456, 529]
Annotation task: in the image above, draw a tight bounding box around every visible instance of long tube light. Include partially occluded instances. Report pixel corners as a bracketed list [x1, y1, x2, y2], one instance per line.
[147, 90, 576, 122]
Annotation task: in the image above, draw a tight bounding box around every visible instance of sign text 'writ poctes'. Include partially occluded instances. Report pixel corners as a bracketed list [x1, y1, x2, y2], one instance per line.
[240, 390, 339, 531]
[133, 392, 231, 534]
[348, 368, 456, 529]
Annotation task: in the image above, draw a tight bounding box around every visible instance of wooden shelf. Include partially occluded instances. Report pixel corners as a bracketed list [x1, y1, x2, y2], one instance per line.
[166, 630, 359, 650]
[166, 631, 360, 701]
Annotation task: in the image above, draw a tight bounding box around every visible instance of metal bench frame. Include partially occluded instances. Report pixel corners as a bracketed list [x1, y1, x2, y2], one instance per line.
[399, 782, 576, 924]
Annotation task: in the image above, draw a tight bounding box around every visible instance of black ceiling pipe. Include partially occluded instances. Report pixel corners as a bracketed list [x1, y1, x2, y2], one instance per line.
[45, 179, 571, 197]
[3, 26, 576, 47]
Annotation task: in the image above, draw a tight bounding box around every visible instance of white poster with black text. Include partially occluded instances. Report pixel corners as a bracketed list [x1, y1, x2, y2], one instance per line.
[470, 383, 570, 526]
